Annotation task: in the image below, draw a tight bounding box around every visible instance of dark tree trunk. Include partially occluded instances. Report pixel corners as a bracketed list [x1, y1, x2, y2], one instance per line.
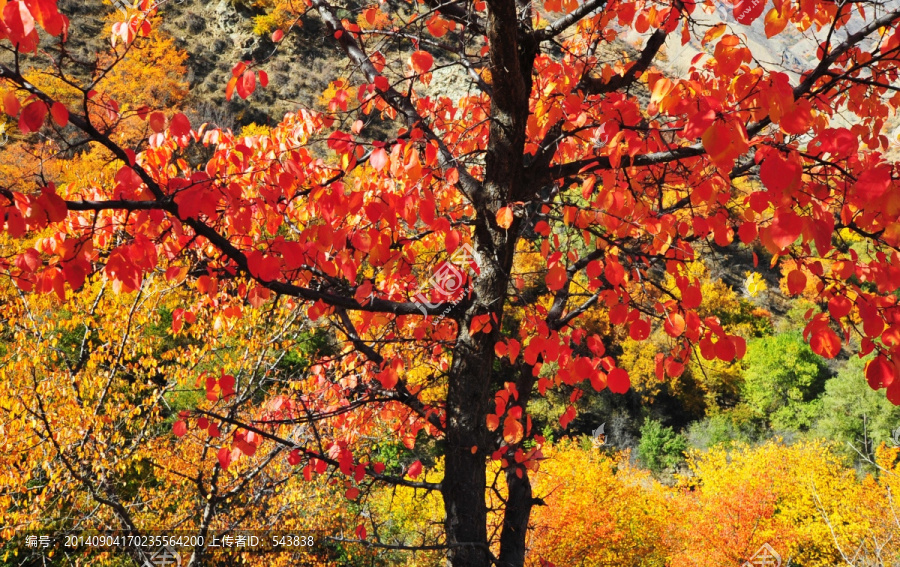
[442, 0, 536, 565]
[497, 468, 534, 567]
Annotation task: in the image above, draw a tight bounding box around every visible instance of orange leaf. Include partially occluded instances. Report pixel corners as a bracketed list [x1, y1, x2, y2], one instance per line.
[225, 76, 238, 101]
[496, 206, 513, 229]
[764, 6, 789, 37]
[503, 415, 524, 444]
[664, 313, 686, 337]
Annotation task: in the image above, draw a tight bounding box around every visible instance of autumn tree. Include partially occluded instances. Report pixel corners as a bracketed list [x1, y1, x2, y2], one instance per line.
[3, 0, 900, 565]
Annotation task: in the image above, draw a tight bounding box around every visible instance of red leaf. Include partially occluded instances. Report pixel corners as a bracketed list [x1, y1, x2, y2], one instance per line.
[866, 356, 895, 389]
[288, 449, 303, 465]
[236, 70, 256, 99]
[760, 152, 801, 193]
[546, 265, 567, 291]
[407, 460, 423, 479]
[148, 111, 166, 133]
[38, 185, 67, 223]
[445, 229, 460, 254]
[272, 29, 284, 42]
[345, 487, 360, 499]
[50, 102, 68, 127]
[607, 368, 630, 394]
[664, 313, 686, 337]
[217, 447, 232, 469]
[810, 326, 841, 358]
[258, 70, 269, 88]
[854, 165, 892, 201]
[769, 209, 802, 250]
[410, 50, 434, 74]
[734, 0, 767, 24]
[630, 319, 651, 341]
[786, 269, 807, 295]
[715, 338, 736, 361]
[888, 381, 900, 405]
[18, 101, 47, 133]
[559, 405, 576, 429]
[173, 420, 188, 437]
[4, 1, 35, 44]
[828, 296, 852, 319]
[169, 112, 191, 138]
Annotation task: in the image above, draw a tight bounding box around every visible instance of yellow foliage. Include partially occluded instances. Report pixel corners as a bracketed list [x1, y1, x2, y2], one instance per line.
[528, 441, 668, 566]
[745, 271, 767, 297]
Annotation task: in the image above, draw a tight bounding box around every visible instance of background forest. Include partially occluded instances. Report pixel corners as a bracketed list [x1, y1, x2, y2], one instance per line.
[1, 0, 900, 566]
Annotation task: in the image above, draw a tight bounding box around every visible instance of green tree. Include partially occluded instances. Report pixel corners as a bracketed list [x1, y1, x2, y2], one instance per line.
[814, 356, 900, 453]
[742, 332, 828, 431]
[637, 419, 687, 473]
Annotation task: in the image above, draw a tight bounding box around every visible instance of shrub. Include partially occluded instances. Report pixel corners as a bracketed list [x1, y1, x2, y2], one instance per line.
[637, 419, 687, 473]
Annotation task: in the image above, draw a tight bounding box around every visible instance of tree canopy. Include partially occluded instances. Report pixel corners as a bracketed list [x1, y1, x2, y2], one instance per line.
[2, 0, 900, 565]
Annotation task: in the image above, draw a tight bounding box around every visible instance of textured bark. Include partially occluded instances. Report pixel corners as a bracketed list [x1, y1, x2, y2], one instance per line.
[442, 0, 535, 565]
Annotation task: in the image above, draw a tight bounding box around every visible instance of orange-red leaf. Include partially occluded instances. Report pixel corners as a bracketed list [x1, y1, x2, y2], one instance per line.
[236, 70, 256, 99]
[866, 356, 896, 389]
[496, 206, 514, 229]
[546, 265, 567, 291]
[607, 368, 630, 394]
[503, 415, 524, 444]
[734, 0, 767, 24]
[786, 269, 807, 295]
[370, 147, 389, 171]
[50, 102, 68, 127]
[810, 326, 841, 358]
[630, 319, 651, 341]
[764, 6, 789, 37]
[410, 50, 434, 74]
[18, 101, 47, 133]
